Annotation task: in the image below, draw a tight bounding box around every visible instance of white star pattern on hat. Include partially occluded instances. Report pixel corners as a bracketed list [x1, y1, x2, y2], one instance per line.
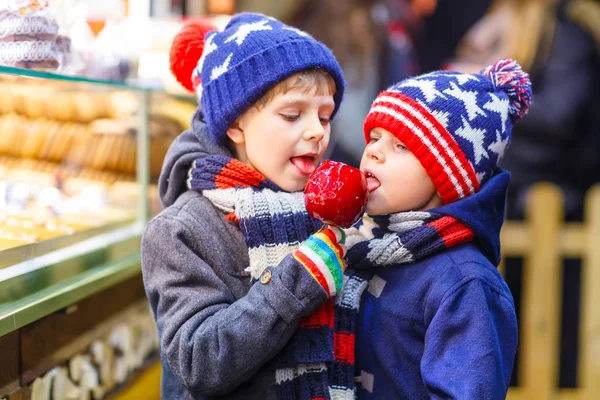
[224, 20, 272, 45]
[211, 53, 232, 80]
[283, 26, 311, 37]
[437, 73, 480, 86]
[399, 79, 447, 103]
[431, 110, 451, 129]
[487, 129, 510, 159]
[483, 93, 510, 134]
[416, 99, 451, 129]
[476, 171, 487, 183]
[443, 82, 487, 121]
[197, 33, 218, 74]
[455, 115, 489, 165]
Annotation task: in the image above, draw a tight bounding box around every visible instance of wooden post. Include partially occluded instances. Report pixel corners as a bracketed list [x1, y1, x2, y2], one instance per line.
[520, 183, 563, 399]
[498, 257, 506, 277]
[580, 185, 600, 399]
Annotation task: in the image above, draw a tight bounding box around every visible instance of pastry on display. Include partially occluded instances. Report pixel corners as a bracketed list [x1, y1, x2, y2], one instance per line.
[0, 210, 92, 251]
[0, 2, 61, 70]
[0, 236, 33, 250]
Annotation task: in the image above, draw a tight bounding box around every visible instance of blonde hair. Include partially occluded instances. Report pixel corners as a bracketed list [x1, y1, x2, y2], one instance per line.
[254, 68, 337, 109]
[454, 0, 558, 72]
[505, 0, 557, 71]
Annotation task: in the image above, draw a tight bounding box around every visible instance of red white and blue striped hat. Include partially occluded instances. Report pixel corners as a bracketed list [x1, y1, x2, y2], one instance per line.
[364, 58, 532, 204]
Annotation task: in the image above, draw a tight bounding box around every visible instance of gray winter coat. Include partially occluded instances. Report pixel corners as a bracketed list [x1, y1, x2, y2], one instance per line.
[141, 111, 328, 399]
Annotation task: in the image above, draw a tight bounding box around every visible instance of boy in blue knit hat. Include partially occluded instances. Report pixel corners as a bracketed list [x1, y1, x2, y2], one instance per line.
[142, 13, 350, 399]
[339, 59, 532, 398]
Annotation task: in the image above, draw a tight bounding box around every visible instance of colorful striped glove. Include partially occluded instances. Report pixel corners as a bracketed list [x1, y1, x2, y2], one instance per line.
[293, 226, 347, 297]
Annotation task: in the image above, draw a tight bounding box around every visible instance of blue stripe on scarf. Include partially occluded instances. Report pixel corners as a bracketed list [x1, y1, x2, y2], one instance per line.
[272, 325, 335, 367]
[189, 155, 280, 191]
[398, 223, 446, 260]
[239, 213, 322, 248]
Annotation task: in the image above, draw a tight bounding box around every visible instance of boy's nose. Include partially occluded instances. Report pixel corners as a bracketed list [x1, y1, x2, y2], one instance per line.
[304, 129, 324, 141]
[303, 119, 326, 141]
[367, 145, 384, 163]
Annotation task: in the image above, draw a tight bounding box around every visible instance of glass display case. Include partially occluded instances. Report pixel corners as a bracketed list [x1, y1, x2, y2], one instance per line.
[0, 65, 195, 398]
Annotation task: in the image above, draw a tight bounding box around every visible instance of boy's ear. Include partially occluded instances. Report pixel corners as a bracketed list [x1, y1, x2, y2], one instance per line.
[226, 120, 245, 144]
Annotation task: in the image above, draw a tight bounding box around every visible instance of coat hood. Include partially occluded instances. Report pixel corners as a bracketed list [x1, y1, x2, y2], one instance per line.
[432, 169, 510, 266]
[158, 109, 232, 208]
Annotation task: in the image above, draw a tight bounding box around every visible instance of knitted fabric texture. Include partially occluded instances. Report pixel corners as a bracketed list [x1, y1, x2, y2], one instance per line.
[187, 154, 353, 399]
[294, 227, 346, 297]
[363, 58, 532, 204]
[346, 212, 475, 268]
[187, 154, 321, 279]
[189, 12, 345, 144]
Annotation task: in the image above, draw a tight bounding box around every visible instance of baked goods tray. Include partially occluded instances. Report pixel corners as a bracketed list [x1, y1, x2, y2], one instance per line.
[0, 219, 136, 269]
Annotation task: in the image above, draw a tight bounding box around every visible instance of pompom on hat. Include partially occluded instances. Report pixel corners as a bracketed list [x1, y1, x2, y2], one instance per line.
[363, 58, 532, 204]
[170, 13, 346, 144]
[170, 17, 215, 93]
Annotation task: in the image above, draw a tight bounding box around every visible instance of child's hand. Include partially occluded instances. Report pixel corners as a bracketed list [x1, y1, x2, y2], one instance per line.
[293, 226, 347, 297]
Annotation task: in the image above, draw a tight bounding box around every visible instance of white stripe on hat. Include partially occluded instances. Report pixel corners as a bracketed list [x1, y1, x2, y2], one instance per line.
[373, 95, 477, 195]
[369, 105, 467, 198]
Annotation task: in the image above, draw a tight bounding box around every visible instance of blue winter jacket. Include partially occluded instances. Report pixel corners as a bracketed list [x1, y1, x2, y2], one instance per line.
[355, 169, 518, 399]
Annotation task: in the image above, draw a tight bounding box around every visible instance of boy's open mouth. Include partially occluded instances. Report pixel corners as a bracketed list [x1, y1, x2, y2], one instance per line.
[290, 155, 316, 176]
[364, 171, 381, 192]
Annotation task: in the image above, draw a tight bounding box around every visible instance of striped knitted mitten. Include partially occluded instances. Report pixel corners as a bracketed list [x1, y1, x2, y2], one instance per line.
[294, 226, 347, 297]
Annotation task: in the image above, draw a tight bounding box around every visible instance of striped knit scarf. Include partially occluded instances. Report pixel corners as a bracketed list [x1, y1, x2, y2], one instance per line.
[346, 211, 475, 269]
[187, 155, 321, 279]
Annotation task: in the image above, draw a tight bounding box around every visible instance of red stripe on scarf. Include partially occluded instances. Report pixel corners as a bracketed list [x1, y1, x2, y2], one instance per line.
[299, 298, 335, 329]
[334, 332, 355, 364]
[225, 212, 239, 223]
[428, 216, 474, 248]
[215, 159, 269, 189]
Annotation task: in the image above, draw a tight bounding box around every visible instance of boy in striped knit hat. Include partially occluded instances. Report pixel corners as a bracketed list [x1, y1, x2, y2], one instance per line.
[342, 58, 532, 398]
[142, 13, 353, 400]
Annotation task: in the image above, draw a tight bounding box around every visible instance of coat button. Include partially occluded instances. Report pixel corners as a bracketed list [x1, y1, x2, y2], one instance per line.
[260, 269, 272, 284]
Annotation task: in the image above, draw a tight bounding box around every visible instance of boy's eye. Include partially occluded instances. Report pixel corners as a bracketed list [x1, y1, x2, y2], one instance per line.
[369, 136, 379, 144]
[396, 143, 408, 151]
[281, 114, 300, 122]
[319, 117, 331, 125]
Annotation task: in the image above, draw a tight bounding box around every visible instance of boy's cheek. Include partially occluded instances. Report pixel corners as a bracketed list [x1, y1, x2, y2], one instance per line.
[364, 199, 380, 216]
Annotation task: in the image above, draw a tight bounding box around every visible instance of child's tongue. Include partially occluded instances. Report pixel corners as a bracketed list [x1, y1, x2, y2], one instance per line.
[367, 176, 381, 192]
[291, 156, 316, 176]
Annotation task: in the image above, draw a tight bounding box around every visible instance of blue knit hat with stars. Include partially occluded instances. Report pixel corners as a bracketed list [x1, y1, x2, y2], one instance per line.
[364, 58, 532, 204]
[171, 13, 345, 144]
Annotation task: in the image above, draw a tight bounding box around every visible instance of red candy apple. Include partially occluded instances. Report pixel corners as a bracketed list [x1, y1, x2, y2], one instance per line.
[304, 160, 369, 228]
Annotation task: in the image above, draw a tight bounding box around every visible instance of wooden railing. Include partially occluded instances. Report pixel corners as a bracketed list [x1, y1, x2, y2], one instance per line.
[503, 183, 600, 400]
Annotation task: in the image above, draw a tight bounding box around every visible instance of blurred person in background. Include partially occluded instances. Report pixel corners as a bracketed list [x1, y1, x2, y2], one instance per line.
[448, 0, 599, 221]
[447, 0, 600, 388]
[414, 0, 495, 72]
[293, 0, 437, 167]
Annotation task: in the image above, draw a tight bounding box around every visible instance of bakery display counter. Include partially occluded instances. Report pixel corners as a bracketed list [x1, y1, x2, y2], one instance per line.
[0, 65, 194, 399]
[0, 65, 195, 256]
